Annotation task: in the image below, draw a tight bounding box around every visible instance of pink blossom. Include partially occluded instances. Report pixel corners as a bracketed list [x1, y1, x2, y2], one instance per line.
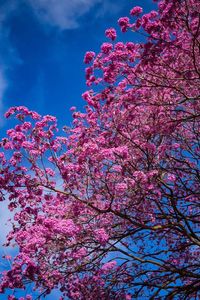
[130, 6, 143, 16]
[82, 90, 92, 101]
[114, 42, 125, 51]
[115, 183, 127, 194]
[167, 174, 176, 182]
[84, 51, 95, 64]
[112, 165, 122, 172]
[70, 106, 76, 111]
[101, 42, 113, 54]
[126, 42, 135, 50]
[45, 168, 55, 177]
[101, 261, 117, 272]
[105, 28, 117, 41]
[118, 17, 130, 32]
[95, 228, 109, 245]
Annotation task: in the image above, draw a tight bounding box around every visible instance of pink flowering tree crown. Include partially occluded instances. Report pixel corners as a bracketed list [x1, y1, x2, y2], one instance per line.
[1, 0, 200, 299]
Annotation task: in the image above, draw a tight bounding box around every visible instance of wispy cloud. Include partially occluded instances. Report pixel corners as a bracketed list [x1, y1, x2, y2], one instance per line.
[96, 0, 125, 18]
[27, 0, 102, 29]
[27, 0, 125, 30]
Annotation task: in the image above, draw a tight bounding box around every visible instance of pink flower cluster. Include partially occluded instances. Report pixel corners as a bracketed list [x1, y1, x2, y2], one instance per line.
[84, 51, 95, 64]
[118, 17, 130, 32]
[130, 6, 143, 16]
[105, 28, 117, 41]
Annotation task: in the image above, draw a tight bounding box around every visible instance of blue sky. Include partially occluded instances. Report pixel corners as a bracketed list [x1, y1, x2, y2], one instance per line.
[0, 0, 156, 131]
[0, 0, 156, 299]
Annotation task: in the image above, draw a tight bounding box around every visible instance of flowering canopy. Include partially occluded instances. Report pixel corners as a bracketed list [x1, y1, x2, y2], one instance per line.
[0, 0, 200, 299]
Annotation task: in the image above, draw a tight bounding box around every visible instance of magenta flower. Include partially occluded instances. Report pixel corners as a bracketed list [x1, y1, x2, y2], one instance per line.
[130, 6, 143, 16]
[105, 28, 117, 41]
[84, 51, 95, 64]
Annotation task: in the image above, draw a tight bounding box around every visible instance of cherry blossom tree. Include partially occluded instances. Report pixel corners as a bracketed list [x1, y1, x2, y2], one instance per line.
[0, 0, 200, 299]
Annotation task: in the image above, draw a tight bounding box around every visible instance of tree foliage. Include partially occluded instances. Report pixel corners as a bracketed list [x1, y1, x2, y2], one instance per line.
[0, 0, 200, 299]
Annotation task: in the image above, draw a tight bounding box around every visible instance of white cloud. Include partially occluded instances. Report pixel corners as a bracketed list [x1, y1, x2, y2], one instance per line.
[27, 0, 102, 29]
[96, 0, 125, 17]
[27, 0, 125, 30]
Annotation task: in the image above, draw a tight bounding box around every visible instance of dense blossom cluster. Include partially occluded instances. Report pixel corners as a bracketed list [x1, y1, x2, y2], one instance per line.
[0, 0, 200, 299]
